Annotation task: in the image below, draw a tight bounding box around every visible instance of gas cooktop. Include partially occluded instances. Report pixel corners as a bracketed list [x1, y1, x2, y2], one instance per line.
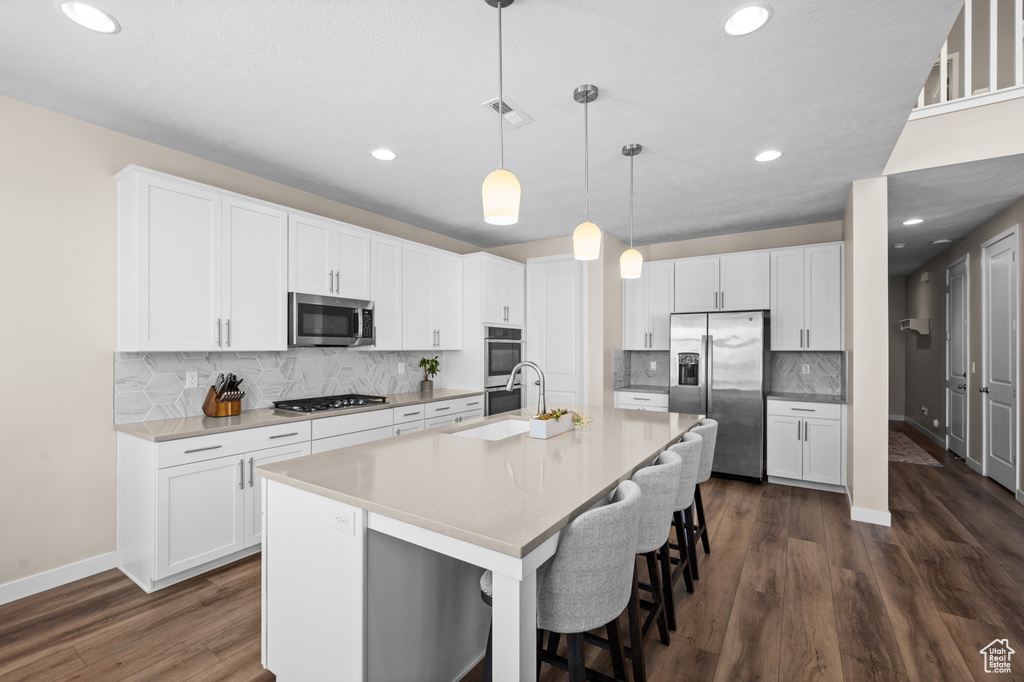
[273, 394, 387, 413]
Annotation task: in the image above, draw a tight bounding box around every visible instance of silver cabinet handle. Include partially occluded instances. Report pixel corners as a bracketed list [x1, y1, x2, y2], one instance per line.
[336, 271, 340, 293]
[437, 330, 441, 347]
[248, 457, 254, 487]
[396, 427, 402, 435]
[792, 408, 816, 412]
[435, 406, 450, 411]
[217, 319, 222, 346]
[721, 291, 725, 308]
[806, 329, 810, 347]
[797, 421, 801, 441]
[225, 319, 231, 347]
[329, 269, 334, 293]
[467, 401, 480, 407]
[635, 397, 650, 401]
[403, 411, 420, 417]
[799, 328, 804, 348]
[184, 445, 222, 454]
[269, 432, 299, 439]
[239, 459, 244, 491]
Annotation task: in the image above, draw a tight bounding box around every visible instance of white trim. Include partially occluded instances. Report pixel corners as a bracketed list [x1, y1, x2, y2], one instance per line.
[0, 552, 116, 606]
[888, 414, 905, 421]
[849, 505, 892, 527]
[908, 85, 1024, 120]
[1016, 488, 1024, 505]
[767, 476, 846, 495]
[967, 457, 984, 474]
[904, 417, 947, 448]
[946, 254, 969, 459]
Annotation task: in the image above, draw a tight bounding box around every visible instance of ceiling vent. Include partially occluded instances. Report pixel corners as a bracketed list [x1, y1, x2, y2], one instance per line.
[483, 97, 533, 127]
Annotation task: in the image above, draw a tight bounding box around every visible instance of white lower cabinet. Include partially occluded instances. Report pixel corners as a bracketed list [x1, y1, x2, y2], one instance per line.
[244, 442, 312, 547]
[394, 421, 424, 436]
[614, 390, 669, 412]
[766, 400, 844, 487]
[423, 398, 486, 429]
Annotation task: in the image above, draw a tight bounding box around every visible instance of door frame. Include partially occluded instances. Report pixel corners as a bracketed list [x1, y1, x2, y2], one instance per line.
[945, 254, 969, 458]
[525, 254, 588, 408]
[980, 224, 1020, 488]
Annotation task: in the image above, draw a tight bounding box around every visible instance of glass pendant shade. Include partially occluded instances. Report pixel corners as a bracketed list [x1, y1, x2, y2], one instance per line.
[620, 248, 643, 278]
[482, 169, 521, 225]
[573, 221, 601, 260]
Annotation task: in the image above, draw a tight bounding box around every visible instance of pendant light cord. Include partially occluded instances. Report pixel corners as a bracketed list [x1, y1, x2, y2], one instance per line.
[629, 153, 634, 248]
[498, 2, 504, 170]
[584, 96, 589, 222]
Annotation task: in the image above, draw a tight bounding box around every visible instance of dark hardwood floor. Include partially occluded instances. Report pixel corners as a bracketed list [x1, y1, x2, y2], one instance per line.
[3, 421, 1024, 681]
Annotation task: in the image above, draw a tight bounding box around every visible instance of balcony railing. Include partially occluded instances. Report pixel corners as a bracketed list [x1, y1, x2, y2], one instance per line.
[912, 0, 1024, 118]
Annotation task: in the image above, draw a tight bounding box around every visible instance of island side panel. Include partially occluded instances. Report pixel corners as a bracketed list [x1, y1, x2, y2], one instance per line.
[263, 479, 367, 681]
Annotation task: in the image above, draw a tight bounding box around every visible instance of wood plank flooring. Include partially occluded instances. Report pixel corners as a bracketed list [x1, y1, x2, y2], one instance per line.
[3, 420, 1024, 681]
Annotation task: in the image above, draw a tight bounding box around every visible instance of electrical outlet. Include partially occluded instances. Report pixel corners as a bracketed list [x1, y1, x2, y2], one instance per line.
[185, 371, 198, 388]
[802, 364, 810, 375]
[932, 418, 940, 428]
[972, 362, 976, 374]
[398, 362, 405, 374]
[921, 405, 929, 416]
[649, 361, 657, 371]
[331, 509, 356, 536]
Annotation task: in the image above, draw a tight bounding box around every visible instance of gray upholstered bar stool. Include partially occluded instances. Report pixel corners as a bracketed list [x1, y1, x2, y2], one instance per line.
[624, 449, 682, 682]
[479, 480, 642, 682]
[664, 431, 702, 631]
[689, 418, 718, 579]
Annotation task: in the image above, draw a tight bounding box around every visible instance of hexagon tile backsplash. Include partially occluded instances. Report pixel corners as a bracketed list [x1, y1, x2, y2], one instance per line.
[113, 348, 447, 424]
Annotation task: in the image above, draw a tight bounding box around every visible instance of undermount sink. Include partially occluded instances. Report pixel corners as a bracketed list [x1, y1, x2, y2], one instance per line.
[452, 419, 531, 441]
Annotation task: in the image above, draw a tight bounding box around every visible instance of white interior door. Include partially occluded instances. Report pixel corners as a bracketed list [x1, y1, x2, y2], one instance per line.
[525, 255, 586, 411]
[946, 256, 969, 457]
[982, 228, 1018, 491]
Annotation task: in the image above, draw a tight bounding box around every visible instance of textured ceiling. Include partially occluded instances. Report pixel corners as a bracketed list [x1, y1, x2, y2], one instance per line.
[887, 154, 1024, 276]
[0, 0, 962, 248]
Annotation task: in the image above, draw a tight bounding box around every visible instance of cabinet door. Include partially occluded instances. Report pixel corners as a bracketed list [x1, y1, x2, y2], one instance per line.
[770, 249, 805, 351]
[288, 214, 333, 296]
[401, 245, 437, 349]
[370, 236, 403, 350]
[434, 252, 463, 350]
[156, 456, 244, 579]
[222, 198, 288, 351]
[719, 252, 769, 311]
[459, 408, 485, 422]
[244, 442, 311, 547]
[482, 258, 505, 325]
[311, 425, 396, 454]
[333, 222, 371, 300]
[674, 257, 719, 312]
[503, 262, 525, 326]
[766, 415, 802, 479]
[425, 414, 458, 429]
[394, 421, 425, 437]
[622, 275, 647, 350]
[803, 418, 842, 485]
[647, 261, 675, 350]
[805, 244, 843, 350]
[135, 174, 223, 351]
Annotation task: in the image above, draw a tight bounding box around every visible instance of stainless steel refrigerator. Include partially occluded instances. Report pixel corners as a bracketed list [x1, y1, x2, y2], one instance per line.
[669, 311, 768, 481]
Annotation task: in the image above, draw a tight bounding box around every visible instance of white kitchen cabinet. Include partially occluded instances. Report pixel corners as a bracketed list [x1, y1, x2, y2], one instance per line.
[244, 441, 311, 547]
[673, 252, 769, 313]
[623, 261, 674, 350]
[288, 213, 371, 300]
[402, 243, 463, 350]
[116, 167, 288, 352]
[766, 400, 843, 487]
[394, 421, 425, 436]
[614, 390, 669, 412]
[370, 235, 403, 350]
[770, 243, 843, 351]
[482, 256, 525, 326]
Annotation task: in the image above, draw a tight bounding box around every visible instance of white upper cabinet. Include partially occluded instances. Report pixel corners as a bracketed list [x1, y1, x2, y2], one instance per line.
[117, 168, 287, 352]
[770, 243, 843, 350]
[623, 261, 674, 350]
[288, 213, 370, 300]
[402, 243, 463, 350]
[370, 235, 403, 351]
[481, 256, 525, 326]
[674, 252, 769, 312]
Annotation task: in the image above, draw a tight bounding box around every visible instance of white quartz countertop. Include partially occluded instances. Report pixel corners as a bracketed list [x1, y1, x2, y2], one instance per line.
[257, 406, 703, 558]
[113, 388, 485, 442]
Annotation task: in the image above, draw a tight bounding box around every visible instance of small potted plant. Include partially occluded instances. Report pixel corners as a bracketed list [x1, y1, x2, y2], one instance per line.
[418, 355, 440, 392]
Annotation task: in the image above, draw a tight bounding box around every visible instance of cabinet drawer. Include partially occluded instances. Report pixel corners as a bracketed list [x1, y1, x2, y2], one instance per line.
[425, 414, 458, 430]
[157, 421, 311, 469]
[311, 408, 394, 440]
[614, 391, 669, 409]
[393, 421, 424, 437]
[460, 408, 485, 422]
[311, 425, 395, 454]
[393, 404, 427, 424]
[425, 399, 459, 418]
[766, 400, 841, 420]
[453, 395, 485, 413]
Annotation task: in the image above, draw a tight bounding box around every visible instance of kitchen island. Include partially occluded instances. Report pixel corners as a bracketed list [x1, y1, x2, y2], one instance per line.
[257, 405, 703, 682]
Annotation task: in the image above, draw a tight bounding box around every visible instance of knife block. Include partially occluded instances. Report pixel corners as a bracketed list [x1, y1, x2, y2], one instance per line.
[202, 386, 241, 418]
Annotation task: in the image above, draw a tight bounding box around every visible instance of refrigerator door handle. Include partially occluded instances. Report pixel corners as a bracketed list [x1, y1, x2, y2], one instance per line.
[700, 334, 708, 413]
[706, 334, 714, 414]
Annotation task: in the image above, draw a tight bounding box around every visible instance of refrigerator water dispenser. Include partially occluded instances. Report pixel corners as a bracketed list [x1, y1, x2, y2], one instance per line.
[678, 353, 700, 386]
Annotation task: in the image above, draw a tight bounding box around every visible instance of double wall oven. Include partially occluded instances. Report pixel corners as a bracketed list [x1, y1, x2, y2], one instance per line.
[484, 326, 524, 415]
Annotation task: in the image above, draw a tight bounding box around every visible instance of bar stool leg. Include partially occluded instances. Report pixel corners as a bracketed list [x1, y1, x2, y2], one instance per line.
[687, 505, 700, 580]
[672, 510, 695, 593]
[606, 618, 630, 682]
[566, 632, 585, 682]
[659, 541, 676, 632]
[627, 560, 647, 682]
[644, 552, 670, 645]
[695, 484, 710, 554]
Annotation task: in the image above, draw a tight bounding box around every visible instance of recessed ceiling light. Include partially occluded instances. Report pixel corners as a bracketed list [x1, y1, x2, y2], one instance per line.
[932, 238, 952, 245]
[724, 5, 773, 36]
[371, 149, 397, 161]
[903, 218, 924, 225]
[755, 150, 782, 162]
[893, 243, 906, 249]
[60, 2, 120, 34]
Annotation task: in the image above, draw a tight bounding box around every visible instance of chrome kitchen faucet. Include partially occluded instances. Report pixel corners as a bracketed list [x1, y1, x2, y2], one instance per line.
[506, 361, 546, 415]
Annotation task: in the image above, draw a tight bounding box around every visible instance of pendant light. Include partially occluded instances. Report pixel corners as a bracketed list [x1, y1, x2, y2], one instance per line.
[572, 84, 601, 260]
[620, 143, 643, 279]
[481, 0, 521, 226]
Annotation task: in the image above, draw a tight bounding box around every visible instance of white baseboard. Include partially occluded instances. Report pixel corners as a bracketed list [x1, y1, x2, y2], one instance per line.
[888, 414, 905, 421]
[903, 417, 946, 448]
[767, 476, 847, 495]
[845, 490, 892, 527]
[0, 552, 116, 606]
[966, 457, 983, 474]
[1016, 489, 1024, 506]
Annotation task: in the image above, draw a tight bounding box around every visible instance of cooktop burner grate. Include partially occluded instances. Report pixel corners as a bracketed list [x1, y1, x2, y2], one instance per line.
[273, 394, 388, 413]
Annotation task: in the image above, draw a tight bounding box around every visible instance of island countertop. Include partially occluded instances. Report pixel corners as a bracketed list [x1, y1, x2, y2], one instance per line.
[257, 406, 703, 558]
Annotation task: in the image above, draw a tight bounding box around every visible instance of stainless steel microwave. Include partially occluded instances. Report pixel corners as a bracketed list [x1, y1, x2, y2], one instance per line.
[288, 293, 375, 347]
